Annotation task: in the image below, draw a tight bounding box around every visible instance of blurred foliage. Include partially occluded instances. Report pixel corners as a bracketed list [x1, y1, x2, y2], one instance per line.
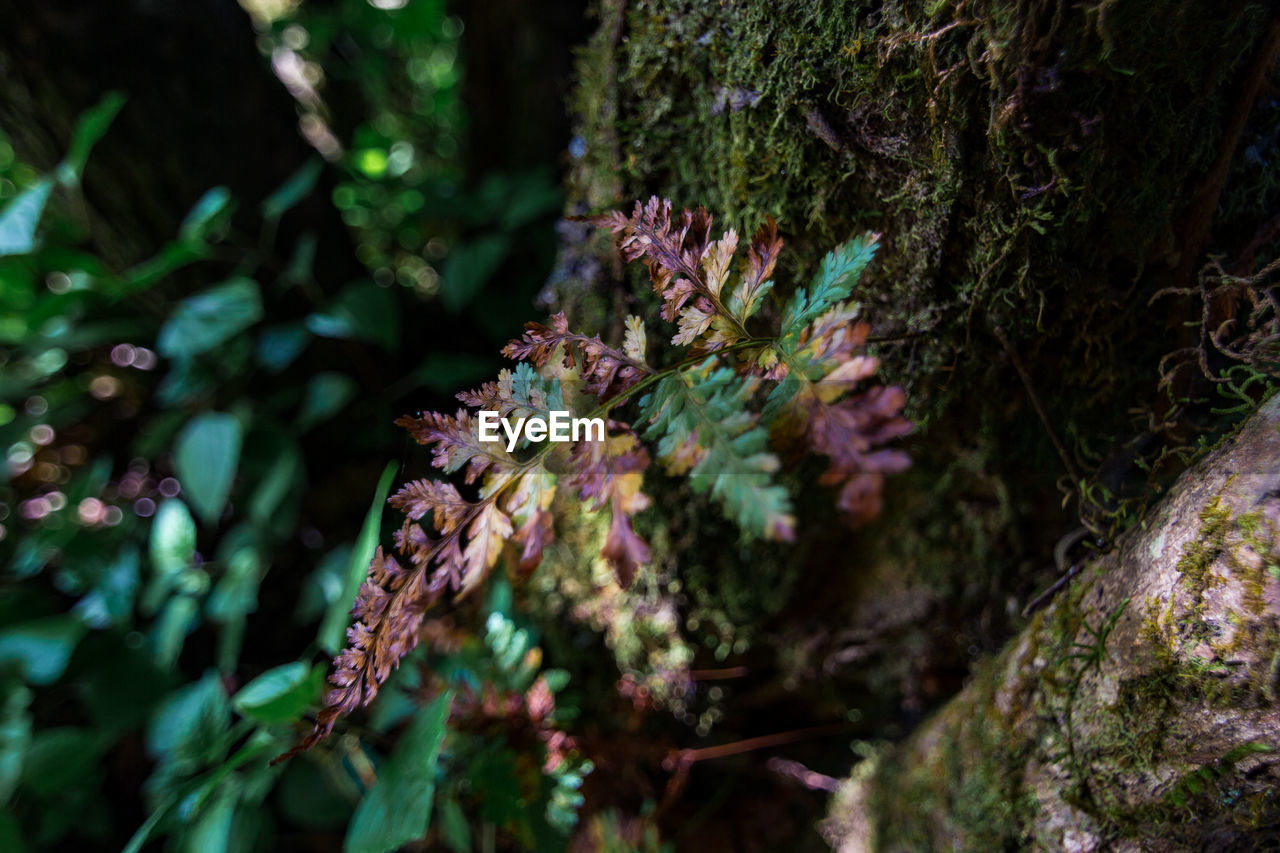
[0, 0, 601, 849]
[254, 0, 563, 337]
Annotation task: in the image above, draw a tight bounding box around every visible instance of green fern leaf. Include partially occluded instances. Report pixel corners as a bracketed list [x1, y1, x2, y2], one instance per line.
[781, 232, 879, 338]
[640, 361, 794, 540]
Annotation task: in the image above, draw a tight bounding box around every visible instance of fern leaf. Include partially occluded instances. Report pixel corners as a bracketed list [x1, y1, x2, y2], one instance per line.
[596, 197, 749, 350]
[641, 362, 794, 540]
[623, 315, 647, 363]
[726, 217, 782, 324]
[287, 198, 909, 760]
[503, 463, 557, 573]
[459, 500, 513, 596]
[567, 430, 651, 586]
[503, 312, 648, 398]
[394, 409, 513, 484]
[781, 232, 879, 337]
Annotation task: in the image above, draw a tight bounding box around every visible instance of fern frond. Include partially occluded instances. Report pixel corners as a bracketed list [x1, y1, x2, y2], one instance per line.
[394, 409, 513, 484]
[503, 312, 650, 398]
[287, 197, 908, 759]
[456, 363, 565, 423]
[641, 362, 794, 541]
[566, 429, 652, 586]
[780, 232, 880, 338]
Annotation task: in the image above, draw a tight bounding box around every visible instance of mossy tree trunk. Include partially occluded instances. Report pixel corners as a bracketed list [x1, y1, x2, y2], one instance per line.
[822, 396, 1280, 851]
[559, 0, 1280, 845]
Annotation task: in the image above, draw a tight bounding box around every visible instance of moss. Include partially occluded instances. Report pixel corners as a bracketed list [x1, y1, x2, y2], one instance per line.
[1175, 497, 1233, 602]
[867, 484, 1280, 847]
[556, 0, 1278, 719]
[870, 657, 1039, 851]
[554, 7, 1280, 811]
[1067, 496, 1280, 841]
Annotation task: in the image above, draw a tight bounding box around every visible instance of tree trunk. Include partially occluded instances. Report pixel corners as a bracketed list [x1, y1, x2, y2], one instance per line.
[823, 395, 1280, 851]
[554, 4, 1280, 832]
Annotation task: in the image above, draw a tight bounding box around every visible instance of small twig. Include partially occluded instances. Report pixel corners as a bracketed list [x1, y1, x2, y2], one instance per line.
[661, 723, 850, 772]
[994, 325, 1082, 486]
[657, 722, 850, 815]
[1022, 560, 1084, 618]
[766, 757, 842, 792]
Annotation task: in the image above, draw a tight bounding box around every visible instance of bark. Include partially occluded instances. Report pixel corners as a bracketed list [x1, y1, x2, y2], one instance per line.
[823, 396, 1280, 852]
[552, 3, 1280, 818]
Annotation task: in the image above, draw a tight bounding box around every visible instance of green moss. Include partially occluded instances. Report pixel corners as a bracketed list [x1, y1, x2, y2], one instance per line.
[1071, 497, 1280, 840]
[869, 486, 1280, 846]
[870, 659, 1038, 851]
[558, 0, 1278, 705]
[1175, 497, 1233, 600]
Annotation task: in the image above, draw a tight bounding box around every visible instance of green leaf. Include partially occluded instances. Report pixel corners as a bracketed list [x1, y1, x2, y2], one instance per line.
[145, 500, 197, 614]
[255, 323, 310, 372]
[781, 233, 878, 337]
[438, 794, 471, 853]
[318, 462, 397, 654]
[0, 683, 32, 806]
[147, 672, 231, 767]
[261, 158, 323, 221]
[151, 500, 197, 574]
[0, 617, 86, 685]
[112, 241, 206, 296]
[205, 543, 261, 623]
[152, 594, 200, 671]
[74, 544, 141, 628]
[157, 277, 263, 359]
[58, 91, 126, 186]
[282, 232, 317, 286]
[441, 233, 509, 312]
[175, 413, 243, 525]
[19, 727, 108, 796]
[181, 777, 238, 853]
[232, 662, 323, 724]
[0, 179, 53, 257]
[298, 372, 358, 430]
[305, 282, 399, 350]
[179, 187, 233, 243]
[295, 546, 351, 624]
[345, 692, 452, 853]
[248, 438, 302, 524]
[641, 364, 794, 540]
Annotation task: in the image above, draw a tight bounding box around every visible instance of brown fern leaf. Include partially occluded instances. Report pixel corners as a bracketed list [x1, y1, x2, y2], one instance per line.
[284, 197, 912, 762]
[596, 196, 787, 351]
[801, 384, 912, 524]
[276, 544, 448, 760]
[502, 464, 556, 574]
[395, 409, 512, 484]
[729, 217, 783, 323]
[388, 478, 469, 525]
[566, 428, 652, 586]
[502, 311, 650, 397]
[773, 317, 913, 525]
[595, 196, 712, 295]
